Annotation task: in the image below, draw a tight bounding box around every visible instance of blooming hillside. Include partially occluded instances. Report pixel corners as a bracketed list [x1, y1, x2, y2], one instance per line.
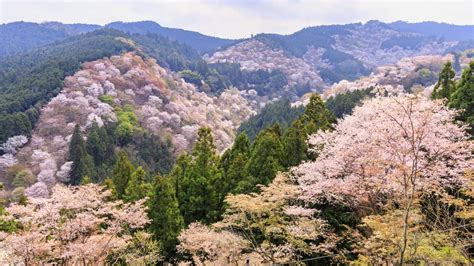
[6, 52, 254, 198]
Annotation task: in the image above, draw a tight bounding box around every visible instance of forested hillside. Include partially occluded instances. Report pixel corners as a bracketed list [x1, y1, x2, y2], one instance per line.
[106, 21, 235, 52]
[207, 20, 474, 97]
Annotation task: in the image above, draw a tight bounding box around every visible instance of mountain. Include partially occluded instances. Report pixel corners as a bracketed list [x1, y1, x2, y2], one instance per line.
[0, 22, 69, 56]
[388, 21, 474, 41]
[0, 20, 235, 57]
[10, 52, 254, 193]
[206, 20, 474, 94]
[40, 21, 101, 35]
[105, 21, 235, 53]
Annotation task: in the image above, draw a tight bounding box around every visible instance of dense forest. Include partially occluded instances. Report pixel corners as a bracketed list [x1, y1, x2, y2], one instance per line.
[0, 28, 291, 144]
[0, 17, 473, 264]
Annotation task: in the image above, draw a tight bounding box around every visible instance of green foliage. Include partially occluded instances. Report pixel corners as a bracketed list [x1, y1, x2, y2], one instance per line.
[325, 88, 375, 118]
[68, 124, 94, 185]
[0, 112, 32, 145]
[236, 126, 284, 194]
[112, 150, 135, 199]
[12, 169, 35, 188]
[148, 175, 184, 258]
[174, 127, 222, 224]
[98, 94, 115, 105]
[115, 105, 139, 145]
[220, 133, 251, 196]
[449, 61, 474, 136]
[133, 132, 174, 175]
[281, 119, 307, 167]
[300, 94, 335, 134]
[0, 183, 18, 233]
[124, 167, 152, 202]
[253, 26, 369, 83]
[238, 99, 304, 141]
[86, 121, 113, 167]
[179, 70, 203, 86]
[432, 62, 457, 100]
[0, 29, 133, 143]
[80, 175, 91, 185]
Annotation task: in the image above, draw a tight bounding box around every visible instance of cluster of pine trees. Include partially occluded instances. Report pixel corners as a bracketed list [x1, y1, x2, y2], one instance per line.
[67, 121, 174, 185]
[432, 61, 474, 135]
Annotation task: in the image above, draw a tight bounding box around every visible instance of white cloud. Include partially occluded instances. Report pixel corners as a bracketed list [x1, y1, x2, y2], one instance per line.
[0, 0, 472, 39]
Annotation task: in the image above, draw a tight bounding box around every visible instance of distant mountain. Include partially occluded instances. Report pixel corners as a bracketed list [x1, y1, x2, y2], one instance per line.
[105, 21, 235, 52]
[0, 20, 235, 57]
[0, 22, 68, 56]
[40, 21, 101, 35]
[388, 21, 474, 41]
[207, 20, 474, 91]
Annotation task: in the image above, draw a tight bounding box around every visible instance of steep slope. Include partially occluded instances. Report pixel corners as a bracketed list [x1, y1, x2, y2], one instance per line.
[0, 29, 135, 143]
[106, 21, 235, 53]
[206, 39, 324, 90]
[323, 54, 454, 98]
[206, 21, 470, 89]
[6, 52, 253, 197]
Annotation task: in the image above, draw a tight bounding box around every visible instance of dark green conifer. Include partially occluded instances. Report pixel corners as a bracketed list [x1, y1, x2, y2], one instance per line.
[68, 124, 94, 185]
[432, 61, 456, 100]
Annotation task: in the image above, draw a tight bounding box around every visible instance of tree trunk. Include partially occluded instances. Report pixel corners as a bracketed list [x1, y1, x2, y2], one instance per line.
[399, 185, 415, 265]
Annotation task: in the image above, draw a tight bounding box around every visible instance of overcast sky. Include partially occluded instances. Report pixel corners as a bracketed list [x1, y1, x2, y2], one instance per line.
[0, 0, 472, 39]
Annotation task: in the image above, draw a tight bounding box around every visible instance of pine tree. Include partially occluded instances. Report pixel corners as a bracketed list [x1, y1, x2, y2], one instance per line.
[68, 124, 94, 185]
[169, 153, 191, 203]
[220, 133, 251, 196]
[282, 119, 308, 167]
[86, 121, 109, 166]
[148, 175, 184, 258]
[112, 150, 134, 199]
[124, 166, 151, 202]
[178, 127, 222, 224]
[290, 93, 335, 162]
[236, 128, 283, 194]
[449, 61, 474, 136]
[432, 61, 457, 100]
[301, 94, 335, 134]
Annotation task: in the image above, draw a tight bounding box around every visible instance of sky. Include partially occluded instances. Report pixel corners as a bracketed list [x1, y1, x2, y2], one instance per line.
[0, 0, 473, 39]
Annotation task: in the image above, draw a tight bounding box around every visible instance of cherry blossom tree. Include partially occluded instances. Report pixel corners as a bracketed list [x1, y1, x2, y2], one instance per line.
[0, 135, 28, 155]
[1, 184, 152, 264]
[293, 94, 473, 264]
[177, 222, 250, 265]
[215, 173, 333, 264]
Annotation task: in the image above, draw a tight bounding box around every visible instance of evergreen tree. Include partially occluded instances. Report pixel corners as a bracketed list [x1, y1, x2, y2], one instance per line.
[124, 167, 151, 202]
[169, 153, 192, 203]
[112, 150, 134, 199]
[432, 61, 456, 100]
[86, 121, 110, 166]
[282, 119, 308, 167]
[279, 94, 335, 168]
[68, 124, 94, 185]
[220, 133, 251, 196]
[301, 94, 335, 134]
[236, 128, 283, 194]
[449, 61, 474, 136]
[148, 175, 184, 258]
[178, 127, 222, 224]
